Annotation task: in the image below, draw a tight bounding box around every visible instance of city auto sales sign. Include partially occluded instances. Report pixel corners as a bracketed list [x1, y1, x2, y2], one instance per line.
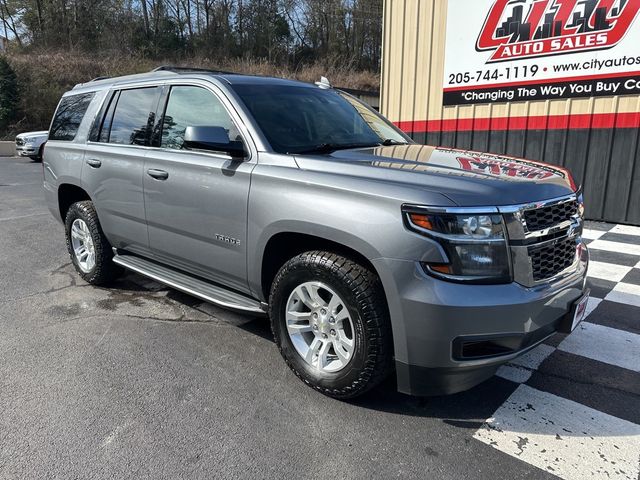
[443, 0, 640, 105]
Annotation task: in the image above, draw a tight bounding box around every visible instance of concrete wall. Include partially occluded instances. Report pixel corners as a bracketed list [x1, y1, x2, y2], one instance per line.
[380, 0, 640, 225]
[0, 141, 15, 156]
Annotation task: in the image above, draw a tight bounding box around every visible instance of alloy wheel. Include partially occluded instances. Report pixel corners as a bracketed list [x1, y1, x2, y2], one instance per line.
[70, 218, 96, 273]
[285, 281, 355, 373]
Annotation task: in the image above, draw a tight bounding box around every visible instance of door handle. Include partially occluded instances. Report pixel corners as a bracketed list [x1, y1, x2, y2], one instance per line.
[147, 168, 169, 180]
[86, 158, 102, 168]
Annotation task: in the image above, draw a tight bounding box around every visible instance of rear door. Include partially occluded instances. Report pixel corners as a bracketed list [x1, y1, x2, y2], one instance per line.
[44, 91, 97, 219]
[143, 83, 255, 293]
[82, 86, 160, 256]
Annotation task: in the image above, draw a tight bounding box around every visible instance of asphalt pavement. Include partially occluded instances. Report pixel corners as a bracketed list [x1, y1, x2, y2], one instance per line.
[0, 156, 638, 479]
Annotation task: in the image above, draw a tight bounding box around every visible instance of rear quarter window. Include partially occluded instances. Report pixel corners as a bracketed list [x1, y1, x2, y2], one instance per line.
[49, 93, 95, 141]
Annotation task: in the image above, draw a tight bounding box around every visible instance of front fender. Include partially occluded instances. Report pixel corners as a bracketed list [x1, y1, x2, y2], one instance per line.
[246, 164, 452, 300]
[248, 220, 383, 299]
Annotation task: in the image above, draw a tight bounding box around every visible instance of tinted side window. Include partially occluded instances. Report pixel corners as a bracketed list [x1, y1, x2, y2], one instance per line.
[49, 93, 95, 141]
[98, 91, 119, 143]
[109, 87, 158, 145]
[161, 86, 241, 150]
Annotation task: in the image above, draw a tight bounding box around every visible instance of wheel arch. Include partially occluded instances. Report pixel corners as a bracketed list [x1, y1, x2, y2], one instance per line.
[259, 230, 382, 305]
[58, 183, 92, 221]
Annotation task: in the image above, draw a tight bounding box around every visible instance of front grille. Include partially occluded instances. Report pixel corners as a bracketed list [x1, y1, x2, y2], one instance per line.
[524, 200, 578, 231]
[15, 137, 24, 146]
[529, 236, 577, 281]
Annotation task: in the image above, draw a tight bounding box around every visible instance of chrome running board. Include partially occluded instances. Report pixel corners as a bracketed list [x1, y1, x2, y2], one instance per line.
[113, 252, 266, 315]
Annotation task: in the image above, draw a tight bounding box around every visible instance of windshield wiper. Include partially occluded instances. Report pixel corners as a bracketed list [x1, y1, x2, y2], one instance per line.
[291, 142, 381, 155]
[381, 138, 409, 146]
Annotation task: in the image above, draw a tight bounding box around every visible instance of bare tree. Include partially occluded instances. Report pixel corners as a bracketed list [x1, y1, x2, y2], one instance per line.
[7, 0, 383, 70]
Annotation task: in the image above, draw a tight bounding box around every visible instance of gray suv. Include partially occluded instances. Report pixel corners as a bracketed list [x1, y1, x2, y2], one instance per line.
[43, 67, 589, 399]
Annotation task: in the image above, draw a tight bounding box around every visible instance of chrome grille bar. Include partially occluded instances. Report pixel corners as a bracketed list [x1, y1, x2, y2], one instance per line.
[499, 193, 582, 287]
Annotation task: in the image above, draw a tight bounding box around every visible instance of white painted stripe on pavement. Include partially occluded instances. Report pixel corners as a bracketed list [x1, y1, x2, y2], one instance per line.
[558, 322, 640, 373]
[588, 239, 640, 256]
[611, 224, 640, 237]
[584, 296, 602, 317]
[582, 228, 606, 240]
[587, 261, 632, 283]
[474, 384, 640, 480]
[605, 282, 640, 308]
[496, 344, 555, 383]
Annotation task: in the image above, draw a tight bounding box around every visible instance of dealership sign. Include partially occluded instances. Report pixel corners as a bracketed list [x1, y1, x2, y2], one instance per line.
[443, 0, 640, 105]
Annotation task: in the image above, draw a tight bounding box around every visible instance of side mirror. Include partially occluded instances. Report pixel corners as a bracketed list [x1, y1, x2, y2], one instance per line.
[183, 126, 246, 158]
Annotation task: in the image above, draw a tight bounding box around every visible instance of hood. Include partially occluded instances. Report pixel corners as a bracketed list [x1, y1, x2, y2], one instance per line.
[294, 145, 577, 207]
[16, 130, 48, 139]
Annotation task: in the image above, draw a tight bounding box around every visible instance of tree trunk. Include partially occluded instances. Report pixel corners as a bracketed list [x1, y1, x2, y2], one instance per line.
[0, 0, 22, 46]
[141, 0, 150, 37]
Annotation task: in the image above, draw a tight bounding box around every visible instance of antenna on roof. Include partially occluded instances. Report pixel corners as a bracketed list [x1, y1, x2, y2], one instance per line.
[315, 76, 332, 89]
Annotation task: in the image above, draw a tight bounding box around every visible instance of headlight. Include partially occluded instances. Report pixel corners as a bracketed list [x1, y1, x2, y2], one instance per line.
[403, 207, 511, 284]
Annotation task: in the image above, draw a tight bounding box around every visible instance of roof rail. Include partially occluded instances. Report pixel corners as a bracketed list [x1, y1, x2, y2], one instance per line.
[89, 76, 111, 82]
[151, 65, 236, 75]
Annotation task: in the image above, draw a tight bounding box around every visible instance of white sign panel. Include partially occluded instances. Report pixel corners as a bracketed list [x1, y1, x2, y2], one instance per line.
[443, 0, 640, 105]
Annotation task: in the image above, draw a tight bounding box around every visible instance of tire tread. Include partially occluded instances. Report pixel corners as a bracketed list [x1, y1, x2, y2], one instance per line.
[269, 250, 393, 399]
[64, 200, 121, 285]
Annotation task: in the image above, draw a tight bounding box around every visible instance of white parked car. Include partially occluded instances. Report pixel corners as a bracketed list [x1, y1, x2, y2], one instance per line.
[15, 130, 48, 161]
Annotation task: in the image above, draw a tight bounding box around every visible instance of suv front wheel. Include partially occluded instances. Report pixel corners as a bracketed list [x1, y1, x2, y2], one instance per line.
[269, 251, 393, 399]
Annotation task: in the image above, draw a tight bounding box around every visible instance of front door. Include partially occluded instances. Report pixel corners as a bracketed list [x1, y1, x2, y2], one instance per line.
[82, 86, 160, 256]
[143, 84, 254, 293]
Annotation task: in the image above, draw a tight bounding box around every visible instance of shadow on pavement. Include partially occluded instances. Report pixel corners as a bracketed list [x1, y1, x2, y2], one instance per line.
[101, 270, 517, 423]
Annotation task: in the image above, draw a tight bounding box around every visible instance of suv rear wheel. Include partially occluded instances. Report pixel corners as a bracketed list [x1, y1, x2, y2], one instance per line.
[269, 251, 393, 399]
[64, 201, 121, 285]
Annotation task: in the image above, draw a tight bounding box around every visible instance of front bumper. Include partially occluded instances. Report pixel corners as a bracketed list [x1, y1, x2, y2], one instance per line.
[372, 241, 588, 396]
[16, 145, 38, 157]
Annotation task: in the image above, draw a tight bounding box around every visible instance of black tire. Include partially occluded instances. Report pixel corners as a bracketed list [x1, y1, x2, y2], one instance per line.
[64, 200, 121, 285]
[269, 251, 393, 399]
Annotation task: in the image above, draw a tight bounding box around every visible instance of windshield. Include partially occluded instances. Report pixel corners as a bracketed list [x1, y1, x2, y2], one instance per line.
[230, 84, 410, 154]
